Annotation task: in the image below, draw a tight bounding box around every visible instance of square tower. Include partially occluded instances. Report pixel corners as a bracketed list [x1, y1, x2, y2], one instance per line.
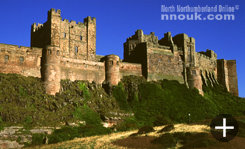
[31, 8, 96, 61]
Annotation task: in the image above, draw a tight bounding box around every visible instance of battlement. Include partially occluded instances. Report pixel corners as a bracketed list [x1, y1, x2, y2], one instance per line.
[48, 8, 61, 17]
[0, 43, 42, 54]
[198, 49, 217, 59]
[31, 23, 44, 32]
[0, 8, 239, 96]
[61, 16, 96, 28]
[196, 52, 211, 60]
[84, 16, 96, 25]
[125, 30, 158, 44]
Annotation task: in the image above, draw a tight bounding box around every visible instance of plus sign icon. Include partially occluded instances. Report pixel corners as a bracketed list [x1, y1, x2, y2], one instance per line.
[210, 114, 239, 142]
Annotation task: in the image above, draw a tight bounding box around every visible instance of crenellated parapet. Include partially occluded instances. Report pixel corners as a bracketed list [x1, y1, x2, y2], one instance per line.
[31, 23, 44, 32]
[0, 9, 239, 97]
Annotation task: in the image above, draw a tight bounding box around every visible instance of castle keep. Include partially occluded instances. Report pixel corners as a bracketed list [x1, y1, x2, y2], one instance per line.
[0, 9, 239, 96]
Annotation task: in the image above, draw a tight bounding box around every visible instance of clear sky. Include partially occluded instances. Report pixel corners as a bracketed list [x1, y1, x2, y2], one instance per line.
[0, 0, 244, 97]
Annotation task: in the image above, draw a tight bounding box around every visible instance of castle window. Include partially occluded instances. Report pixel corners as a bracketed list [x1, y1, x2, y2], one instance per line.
[116, 61, 119, 65]
[64, 33, 66, 38]
[57, 50, 60, 56]
[188, 54, 192, 62]
[110, 61, 113, 65]
[192, 70, 196, 75]
[168, 58, 171, 63]
[80, 36, 82, 41]
[19, 56, 24, 64]
[75, 46, 78, 55]
[188, 47, 192, 62]
[4, 55, 9, 63]
[48, 49, 52, 55]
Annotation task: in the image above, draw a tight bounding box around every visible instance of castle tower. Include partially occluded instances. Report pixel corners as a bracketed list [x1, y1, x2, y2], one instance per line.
[43, 45, 61, 95]
[48, 8, 61, 47]
[84, 16, 96, 60]
[187, 67, 203, 95]
[31, 8, 96, 61]
[104, 55, 120, 86]
[173, 33, 196, 66]
[217, 59, 239, 96]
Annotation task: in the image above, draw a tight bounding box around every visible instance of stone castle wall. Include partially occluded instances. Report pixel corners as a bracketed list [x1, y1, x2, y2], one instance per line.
[124, 30, 239, 96]
[119, 62, 142, 78]
[0, 8, 239, 96]
[0, 43, 42, 78]
[147, 46, 184, 83]
[217, 59, 238, 96]
[227, 60, 239, 96]
[60, 57, 105, 83]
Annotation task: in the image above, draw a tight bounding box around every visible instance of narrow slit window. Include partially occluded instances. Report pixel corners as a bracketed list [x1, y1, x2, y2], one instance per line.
[48, 49, 52, 55]
[19, 56, 24, 64]
[4, 55, 9, 63]
[64, 33, 66, 38]
[75, 46, 78, 55]
[188, 47, 192, 62]
[80, 36, 82, 41]
[57, 50, 60, 56]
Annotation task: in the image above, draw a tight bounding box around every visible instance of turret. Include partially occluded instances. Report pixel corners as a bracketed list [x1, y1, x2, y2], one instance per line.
[187, 67, 203, 95]
[104, 55, 120, 86]
[42, 45, 61, 95]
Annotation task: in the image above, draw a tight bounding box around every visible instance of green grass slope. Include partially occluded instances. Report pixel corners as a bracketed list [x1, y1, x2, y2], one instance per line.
[0, 73, 245, 145]
[0, 73, 120, 127]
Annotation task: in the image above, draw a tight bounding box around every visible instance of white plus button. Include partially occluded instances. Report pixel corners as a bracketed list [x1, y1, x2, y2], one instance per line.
[215, 118, 234, 137]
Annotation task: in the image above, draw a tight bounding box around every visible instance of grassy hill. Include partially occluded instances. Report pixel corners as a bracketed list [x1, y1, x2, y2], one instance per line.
[0, 73, 244, 146]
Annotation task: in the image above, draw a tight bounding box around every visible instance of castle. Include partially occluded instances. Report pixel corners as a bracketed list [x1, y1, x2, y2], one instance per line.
[0, 9, 239, 96]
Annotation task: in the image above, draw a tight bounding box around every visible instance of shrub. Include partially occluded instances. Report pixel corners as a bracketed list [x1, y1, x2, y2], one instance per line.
[158, 124, 174, 133]
[112, 82, 129, 110]
[72, 105, 101, 125]
[48, 125, 111, 144]
[137, 126, 155, 134]
[78, 82, 90, 100]
[116, 117, 140, 131]
[172, 132, 216, 148]
[151, 133, 177, 148]
[24, 116, 33, 129]
[31, 133, 46, 146]
[0, 116, 3, 131]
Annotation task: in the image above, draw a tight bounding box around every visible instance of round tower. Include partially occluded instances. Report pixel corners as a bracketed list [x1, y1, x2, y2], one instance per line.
[104, 55, 120, 86]
[43, 45, 61, 95]
[187, 67, 203, 95]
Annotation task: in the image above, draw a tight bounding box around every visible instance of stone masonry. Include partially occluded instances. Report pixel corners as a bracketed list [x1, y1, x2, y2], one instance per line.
[0, 8, 239, 96]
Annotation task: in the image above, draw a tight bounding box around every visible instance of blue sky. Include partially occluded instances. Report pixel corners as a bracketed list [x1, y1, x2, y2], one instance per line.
[0, 0, 244, 97]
